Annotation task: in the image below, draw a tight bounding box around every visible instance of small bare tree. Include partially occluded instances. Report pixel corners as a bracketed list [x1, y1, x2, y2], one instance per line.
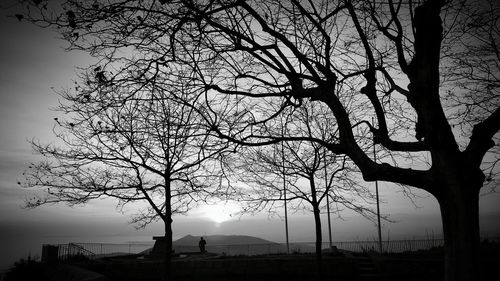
[23, 71, 231, 279]
[229, 104, 377, 277]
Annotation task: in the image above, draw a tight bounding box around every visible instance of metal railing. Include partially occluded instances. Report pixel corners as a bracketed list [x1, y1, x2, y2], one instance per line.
[58, 243, 96, 260]
[187, 239, 445, 256]
[44, 238, 451, 261]
[66, 242, 154, 258]
[331, 238, 444, 253]
[43, 242, 154, 262]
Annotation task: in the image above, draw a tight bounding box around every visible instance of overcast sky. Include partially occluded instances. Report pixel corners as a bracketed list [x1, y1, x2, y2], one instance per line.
[1, 1, 499, 272]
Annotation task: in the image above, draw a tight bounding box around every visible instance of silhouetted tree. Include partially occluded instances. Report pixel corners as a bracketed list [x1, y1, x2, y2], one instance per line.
[228, 103, 378, 278]
[20, 1, 499, 280]
[23, 74, 231, 280]
[442, 0, 500, 189]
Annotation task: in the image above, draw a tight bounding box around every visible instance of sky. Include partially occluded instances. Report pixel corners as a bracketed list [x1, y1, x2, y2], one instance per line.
[1, 1, 499, 272]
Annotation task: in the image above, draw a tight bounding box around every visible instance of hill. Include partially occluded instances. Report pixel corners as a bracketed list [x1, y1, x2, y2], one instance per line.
[172, 234, 286, 256]
[174, 234, 277, 246]
[144, 234, 316, 256]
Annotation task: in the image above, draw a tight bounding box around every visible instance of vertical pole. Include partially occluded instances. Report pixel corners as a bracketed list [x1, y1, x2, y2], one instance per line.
[282, 142, 290, 254]
[324, 150, 333, 249]
[373, 117, 383, 253]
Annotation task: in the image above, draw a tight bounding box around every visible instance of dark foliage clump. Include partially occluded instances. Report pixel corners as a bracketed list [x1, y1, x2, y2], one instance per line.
[3, 257, 50, 281]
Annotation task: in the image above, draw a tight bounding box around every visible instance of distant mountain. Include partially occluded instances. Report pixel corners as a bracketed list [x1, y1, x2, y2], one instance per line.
[172, 234, 287, 256]
[143, 235, 316, 256]
[174, 234, 277, 246]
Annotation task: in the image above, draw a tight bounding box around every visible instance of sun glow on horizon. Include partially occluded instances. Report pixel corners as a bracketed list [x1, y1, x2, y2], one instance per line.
[199, 202, 240, 225]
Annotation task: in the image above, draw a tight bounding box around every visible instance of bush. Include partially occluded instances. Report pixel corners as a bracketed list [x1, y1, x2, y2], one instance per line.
[3, 256, 50, 281]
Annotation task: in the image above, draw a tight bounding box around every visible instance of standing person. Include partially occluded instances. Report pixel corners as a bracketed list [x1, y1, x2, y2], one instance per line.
[199, 237, 207, 253]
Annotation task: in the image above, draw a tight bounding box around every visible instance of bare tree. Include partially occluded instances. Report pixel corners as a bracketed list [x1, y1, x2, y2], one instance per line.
[19, 1, 499, 280]
[237, 142, 376, 266]
[229, 103, 377, 277]
[22, 70, 231, 279]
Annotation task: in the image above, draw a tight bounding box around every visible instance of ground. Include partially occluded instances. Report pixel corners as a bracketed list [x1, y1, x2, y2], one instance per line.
[3, 241, 499, 281]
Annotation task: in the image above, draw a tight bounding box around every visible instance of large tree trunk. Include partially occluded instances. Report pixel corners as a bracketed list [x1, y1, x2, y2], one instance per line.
[436, 176, 480, 281]
[408, 1, 482, 280]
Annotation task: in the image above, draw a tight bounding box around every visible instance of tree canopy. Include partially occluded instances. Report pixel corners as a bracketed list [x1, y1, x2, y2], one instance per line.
[20, 1, 500, 280]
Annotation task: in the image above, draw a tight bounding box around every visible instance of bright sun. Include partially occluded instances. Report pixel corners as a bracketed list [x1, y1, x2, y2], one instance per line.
[200, 202, 240, 224]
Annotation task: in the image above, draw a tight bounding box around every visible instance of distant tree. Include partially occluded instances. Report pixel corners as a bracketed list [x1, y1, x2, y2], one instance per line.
[22, 72, 231, 280]
[20, 1, 500, 280]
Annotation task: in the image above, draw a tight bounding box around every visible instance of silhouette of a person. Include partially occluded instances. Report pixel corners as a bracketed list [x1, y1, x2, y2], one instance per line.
[199, 237, 207, 253]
